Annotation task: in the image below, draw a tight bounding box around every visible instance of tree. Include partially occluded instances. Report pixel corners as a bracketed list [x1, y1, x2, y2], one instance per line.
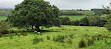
[79, 16, 106, 27]
[79, 17, 89, 26]
[104, 3, 111, 31]
[8, 0, 60, 31]
[60, 17, 70, 25]
[70, 20, 79, 26]
[105, 18, 111, 31]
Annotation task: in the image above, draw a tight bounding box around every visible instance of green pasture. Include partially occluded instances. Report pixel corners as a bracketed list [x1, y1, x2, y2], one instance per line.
[0, 25, 111, 49]
[0, 16, 7, 21]
[60, 16, 87, 21]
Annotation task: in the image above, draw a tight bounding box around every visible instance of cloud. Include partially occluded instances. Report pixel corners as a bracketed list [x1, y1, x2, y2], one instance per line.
[0, 0, 110, 9]
[45, 0, 110, 9]
[0, 0, 23, 8]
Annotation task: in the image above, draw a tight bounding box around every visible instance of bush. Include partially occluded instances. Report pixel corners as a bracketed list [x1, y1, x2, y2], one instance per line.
[0, 21, 10, 34]
[79, 39, 87, 48]
[9, 30, 17, 33]
[33, 37, 43, 45]
[60, 17, 71, 25]
[79, 16, 106, 27]
[88, 16, 106, 27]
[69, 34, 74, 39]
[87, 39, 94, 46]
[53, 35, 65, 43]
[70, 20, 80, 26]
[47, 36, 50, 40]
[79, 17, 89, 26]
[64, 37, 72, 44]
[21, 32, 27, 36]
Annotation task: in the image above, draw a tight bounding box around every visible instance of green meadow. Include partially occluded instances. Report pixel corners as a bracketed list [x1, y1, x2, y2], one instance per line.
[0, 16, 7, 21]
[60, 16, 87, 21]
[0, 0, 110, 49]
[0, 25, 111, 49]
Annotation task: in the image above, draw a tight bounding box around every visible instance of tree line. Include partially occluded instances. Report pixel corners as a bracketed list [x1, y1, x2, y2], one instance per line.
[60, 9, 105, 16]
[0, 9, 12, 16]
[60, 16, 107, 27]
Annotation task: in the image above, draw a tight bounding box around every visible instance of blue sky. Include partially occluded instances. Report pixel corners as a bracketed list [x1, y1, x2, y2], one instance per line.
[0, 0, 110, 9]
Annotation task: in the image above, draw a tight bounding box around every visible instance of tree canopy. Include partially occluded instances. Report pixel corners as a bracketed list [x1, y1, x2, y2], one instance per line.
[8, 0, 60, 31]
[104, 3, 111, 31]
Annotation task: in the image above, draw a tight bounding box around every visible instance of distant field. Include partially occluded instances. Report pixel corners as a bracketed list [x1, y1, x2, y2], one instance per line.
[60, 16, 87, 21]
[0, 16, 7, 21]
[0, 16, 87, 21]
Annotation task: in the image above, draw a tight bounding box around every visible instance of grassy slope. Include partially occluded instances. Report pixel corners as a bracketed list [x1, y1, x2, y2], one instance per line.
[0, 16, 7, 21]
[0, 25, 110, 49]
[60, 16, 87, 21]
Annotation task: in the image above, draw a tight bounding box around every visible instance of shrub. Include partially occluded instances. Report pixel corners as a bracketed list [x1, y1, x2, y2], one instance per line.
[60, 17, 71, 25]
[79, 39, 87, 48]
[0, 21, 10, 34]
[88, 16, 106, 27]
[47, 36, 50, 40]
[9, 30, 17, 33]
[79, 17, 89, 26]
[69, 34, 74, 39]
[70, 20, 80, 26]
[87, 39, 94, 46]
[64, 37, 72, 44]
[9, 36, 13, 39]
[67, 39, 72, 44]
[91, 35, 96, 41]
[53, 35, 65, 43]
[21, 32, 27, 36]
[33, 37, 43, 45]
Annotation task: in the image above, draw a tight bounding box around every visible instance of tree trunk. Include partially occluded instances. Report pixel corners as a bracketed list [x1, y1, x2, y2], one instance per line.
[32, 25, 34, 30]
[35, 25, 40, 32]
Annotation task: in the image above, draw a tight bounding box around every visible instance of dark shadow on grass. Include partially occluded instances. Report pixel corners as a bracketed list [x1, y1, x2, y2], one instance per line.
[40, 30, 60, 32]
[1, 30, 60, 37]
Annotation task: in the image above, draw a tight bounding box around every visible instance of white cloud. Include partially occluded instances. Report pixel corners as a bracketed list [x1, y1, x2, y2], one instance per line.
[0, 0, 110, 9]
[0, 0, 23, 8]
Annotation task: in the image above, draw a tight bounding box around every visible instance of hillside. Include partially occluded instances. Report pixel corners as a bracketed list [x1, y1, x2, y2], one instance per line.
[0, 9, 12, 16]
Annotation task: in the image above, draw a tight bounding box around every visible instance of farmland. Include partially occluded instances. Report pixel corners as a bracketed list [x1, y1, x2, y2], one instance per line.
[0, 16, 7, 21]
[60, 16, 87, 21]
[0, 0, 110, 49]
[0, 25, 110, 49]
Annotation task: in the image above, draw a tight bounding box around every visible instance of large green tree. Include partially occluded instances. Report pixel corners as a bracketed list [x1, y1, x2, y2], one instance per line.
[8, 0, 60, 31]
[104, 3, 111, 31]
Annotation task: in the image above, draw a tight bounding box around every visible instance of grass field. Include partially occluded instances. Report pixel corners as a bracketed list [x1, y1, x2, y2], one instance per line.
[0, 25, 111, 49]
[0, 16, 87, 21]
[0, 16, 7, 21]
[60, 16, 87, 21]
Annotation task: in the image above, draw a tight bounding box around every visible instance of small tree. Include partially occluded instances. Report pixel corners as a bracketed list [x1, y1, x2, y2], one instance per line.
[60, 17, 70, 25]
[0, 21, 10, 33]
[79, 17, 89, 26]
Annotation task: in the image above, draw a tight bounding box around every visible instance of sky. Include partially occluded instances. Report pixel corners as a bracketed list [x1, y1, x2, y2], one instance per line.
[0, 0, 110, 10]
